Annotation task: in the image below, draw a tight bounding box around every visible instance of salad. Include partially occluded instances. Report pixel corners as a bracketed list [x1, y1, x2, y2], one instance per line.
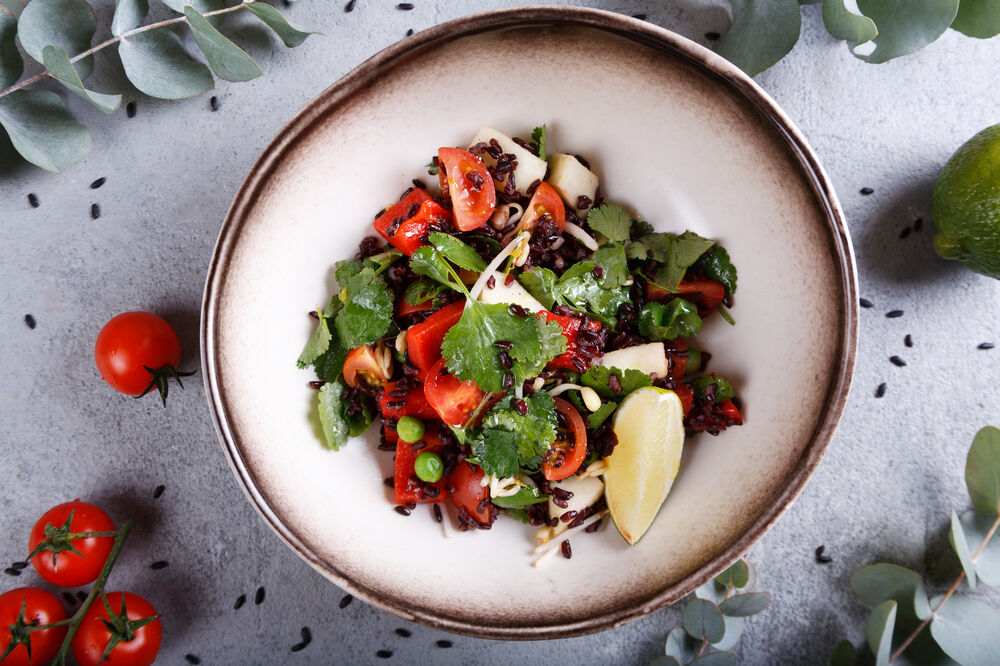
[297, 126, 743, 565]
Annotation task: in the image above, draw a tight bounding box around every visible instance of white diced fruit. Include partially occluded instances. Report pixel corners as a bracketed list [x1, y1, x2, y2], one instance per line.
[599, 343, 668, 378]
[548, 475, 605, 536]
[548, 153, 599, 220]
[469, 127, 548, 196]
[477, 271, 545, 313]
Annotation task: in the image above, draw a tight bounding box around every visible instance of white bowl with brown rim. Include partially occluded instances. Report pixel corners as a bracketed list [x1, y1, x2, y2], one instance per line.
[201, 6, 858, 639]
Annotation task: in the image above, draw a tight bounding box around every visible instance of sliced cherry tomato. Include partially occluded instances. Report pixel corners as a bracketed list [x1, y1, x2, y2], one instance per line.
[541, 311, 603, 371]
[0, 588, 68, 666]
[29, 500, 115, 588]
[394, 427, 447, 504]
[542, 398, 588, 481]
[675, 383, 694, 416]
[375, 192, 453, 256]
[379, 381, 438, 422]
[397, 297, 435, 318]
[438, 147, 495, 231]
[518, 181, 565, 233]
[424, 358, 484, 427]
[342, 345, 391, 388]
[406, 301, 465, 382]
[446, 460, 492, 526]
[646, 279, 726, 315]
[373, 188, 431, 247]
[719, 399, 743, 424]
[72, 592, 161, 666]
[95, 311, 192, 404]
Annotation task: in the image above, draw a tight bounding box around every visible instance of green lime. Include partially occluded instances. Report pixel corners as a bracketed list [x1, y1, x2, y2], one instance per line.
[931, 123, 1000, 280]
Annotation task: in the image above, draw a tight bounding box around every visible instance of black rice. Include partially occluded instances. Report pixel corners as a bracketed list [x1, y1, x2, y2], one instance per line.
[502, 372, 514, 390]
[561, 540, 572, 559]
[27, 193, 39, 208]
[185, 655, 201, 664]
[290, 627, 312, 653]
[498, 351, 512, 369]
[384, 477, 395, 488]
[513, 398, 528, 415]
[436, 640, 453, 648]
[979, 342, 995, 350]
[875, 383, 886, 398]
[886, 310, 904, 318]
[913, 218, 923, 232]
[433, 504, 443, 523]
[397, 2, 413, 8]
[150, 560, 168, 570]
[210, 96, 220, 112]
[815, 545, 832, 564]
[395, 505, 411, 516]
[344, 0, 355, 10]
[396, 628, 412, 637]
[860, 298, 873, 309]
[90, 203, 101, 220]
[255, 587, 266, 605]
[904, 334, 913, 348]
[899, 227, 911, 239]
[308, 380, 325, 389]
[234, 594, 246, 610]
[90, 177, 106, 189]
[860, 187, 874, 195]
[126, 101, 136, 118]
[889, 356, 906, 367]
[24, 314, 35, 329]
[493, 340, 513, 350]
[4, 568, 20, 577]
[339, 594, 353, 609]
[705, 31, 721, 40]
[376, 650, 393, 659]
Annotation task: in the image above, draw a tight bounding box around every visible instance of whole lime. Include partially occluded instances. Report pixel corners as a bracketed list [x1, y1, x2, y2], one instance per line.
[931, 123, 1000, 280]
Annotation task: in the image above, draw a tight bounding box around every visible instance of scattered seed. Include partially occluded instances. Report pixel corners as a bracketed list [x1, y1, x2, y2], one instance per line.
[90, 177, 106, 189]
[210, 96, 220, 112]
[904, 334, 913, 348]
[150, 561, 168, 570]
[254, 586, 266, 605]
[291, 627, 312, 652]
[126, 101, 136, 118]
[860, 187, 874, 195]
[899, 227, 911, 239]
[432, 504, 442, 523]
[886, 310, 904, 318]
[4, 568, 20, 577]
[815, 545, 832, 564]
[90, 203, 101, 220]
[344, 0, 355, 10]
[890, 356, 906, 367]
[397, 2, 413, 8]
[339, 594, 353, 609]
[27, 193, 39, 208]
[234, 594, 246, 610]
[705, 31, 721, 40]
[153, 484, 165, 499]
[396, 628, 412, 637]
[913, 218, 923, 232]
[561, 540, 572, 559]
[978, 342, 995, 350]
[875, 383, 886, 398]
[10, 562, 27, 570]
[376, 649, 393, 658]
[185, 655, 202, 665]
[24, 314, 36, 330]
[436, 639, 453, 648]
[62, 592, 77, 606]
[859, 298, 873, 309]
[406, 28, 414, 36]
[395, 505, 413, 516]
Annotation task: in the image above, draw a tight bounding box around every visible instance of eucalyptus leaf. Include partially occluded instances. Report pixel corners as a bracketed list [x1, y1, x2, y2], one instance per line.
[822, 0, 878, 45]
[245, 2, 315, 48]
[690, 653, 736, 666]
[0, 6, 21, 88]
[715, 558, 750, 589]
[966, 425, 1000, 515]
[959, 510, 1000, 587]
[929, 594, 1000, 665]
[866, 600, 897, 666]
[650, 658, 680, 666]
[950, 0, 1000, 38]
[17, 0, 96, 79]
[184, 7, 261, 82]
[112, 0, 148, 35]
[160, 0, 223, 14]
[695, 579, 726, 604]
[949, 509, 977, 589]
[682, 598, 726, 644]
[0, 89, 90, 172]
[719, 592, 770, 617]
[827, 639, 857, 666]
[713, 614, 745, 652]
[850, 563, 930, 623]
[852, 0, 959, 63]
[716, 0, 802, 76]
[119, 29, 213, 99]
[665, 625, 700, 662]
[42, 46, 122, 114]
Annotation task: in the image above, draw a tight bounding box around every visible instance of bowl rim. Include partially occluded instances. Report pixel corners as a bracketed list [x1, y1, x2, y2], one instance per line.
[201, 5, 859, 640]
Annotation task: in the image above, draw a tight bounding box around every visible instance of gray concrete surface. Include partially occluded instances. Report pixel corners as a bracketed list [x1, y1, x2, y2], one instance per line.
[3, 1, 1000, 664]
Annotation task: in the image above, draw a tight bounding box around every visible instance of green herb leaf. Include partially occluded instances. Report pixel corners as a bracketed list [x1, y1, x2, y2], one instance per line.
[949, 509, 977, 589]
[966, 425, 1000, 515]
[865, 600, 896, 666]
[715, 558, 751, 589]
[480, 392, 558, 470]
[638, 300, 702, 341]
[852, 0, 960, 64]
[17, 0, 96, 79]
[111, 0, 147, 35]
[555, 261, 630, 323]
[959, 510, 1000, 587]
[951, 0, 1000, 38]
[441, 304, 565, 393]
[592, 242, 629, 289]
[627, 231, 670, 262]
[0, 6, 23, 88]
[425, 160, 439, 175]
[160, 0, 223, 15]
[119, 29, 214, 99]
[654, 231, 717, 291]
[716, 0, 802, 76]
[503, 507, 530, 523]
[586, 203, 632, 243]
[313, 334, 348, 382]
[471, 429, 519, 478]
[587, 402, 617, 429]
[42, 46, 122, 114]
[184, 7, 262, 82]
[490, 485, 548, 509]
[410, 246, 463, 291]
[822, 0, 878, 47]
[850, 563, 931, 622]
[519, 267, 559, 310]
[691, 375, 736, 402]
[692, 245, 738, 299]
[682, 598, 725, 644]
[632, 219, 654, 240]
[718, 592, 770, 617]
[827, 640, 857, 666]
[317, 381, 350, 450]
[404, 278, 448, 306]
[0, 90, 90, 172]
[929, 594, 1000, 665]
[297, 309, 332, 369]
[429, 231, 486, 272]
[245, 2, 316, 48]
[580, 365, 653, 400]
[531, 124, 546, 159]
[665, 625, 700, 662]
[333, 264, 393, 349]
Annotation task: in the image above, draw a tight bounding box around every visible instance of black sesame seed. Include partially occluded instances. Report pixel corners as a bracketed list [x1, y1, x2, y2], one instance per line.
[815, 545, 832, 564]
[4, 567, 20, 576]
[24, 314, 36, 329]
[27, 193, 39, 208]
[185, 655, 202, 665]
[376, 649, 393, 659]
[90, 177, 106, 189]
[126, 101, 136, 118]
[254, 586, 266, 605]
[436, 640, 453, 648]
[395, 628, 412, 637]
[234, 594, 246, 609]
[860, 187, 874, 195]
[705, 31, 721, 40]
[890, 356, 906, 367]
[344, 0, 355, 10]
[406, 28, 414, 36]
[904, 334, 913, 348]
[210, 96, 220, 112]
[339, 594, 353, 609]
[62, 592, 77, 606]
[397, 2, 413, 8]
[875, 383, 886, 398]
[90, 203, 100, 220]
[10, 562, 27, 570]
[859, 298, 873, 309]
[150, 560, 168, 570]
[978, 342, 995, 350]
[153, 484, 165, 499]
[912, 218, 923, 232]
[886, 310, 904, 318]
[899, 227, 911, 239]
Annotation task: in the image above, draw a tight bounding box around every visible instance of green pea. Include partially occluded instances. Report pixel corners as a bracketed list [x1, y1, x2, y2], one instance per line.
[414, 452, 444, 483]
[396, 416, 425, 443]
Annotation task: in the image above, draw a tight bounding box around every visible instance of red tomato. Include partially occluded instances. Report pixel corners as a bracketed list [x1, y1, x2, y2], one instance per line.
[542, 398, 588, 480]
[438, 147, 496, 231]
[396, 298, 435, 318]
[394, 427, 447, 505]
[541, 311, 603, 372]
[0, 588, 68, 666]
[518, 182, 565, 233]
[373, 188, 431, 249]
[378, 381, 439, 422]
[29, 500, 115, 588]
[646, 280, 726, 315]
[342, 345, 390, 388]
[665, 338, 689, 381]
[719, 399, 743, 424]
[675, 383, 694, 416]
[95, 311, 191, 404]
[406, 301, 465, 381]
[447, 461, 492, 526]
[72, 592, 161, 666]
[424, 358, 484, 427]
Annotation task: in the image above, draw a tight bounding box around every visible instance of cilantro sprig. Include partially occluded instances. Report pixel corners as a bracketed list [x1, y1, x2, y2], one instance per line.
[317, 380, 374, 450]
[471, 392, 558, 477]
[638, 300, 702, 341]
[576, 365, 654, 428]
[521, 262, 629, 325]
[531, 124, 547, 159]
[627, 230, 715, 292]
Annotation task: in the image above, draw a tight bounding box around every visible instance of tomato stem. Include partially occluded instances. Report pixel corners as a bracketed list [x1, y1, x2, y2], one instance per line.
[136, 365, 197, 407]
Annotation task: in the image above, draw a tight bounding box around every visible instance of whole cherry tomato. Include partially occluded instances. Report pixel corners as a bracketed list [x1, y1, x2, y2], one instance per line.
[29, 500, 115, 588]
[95, 311, 193, 405]
[0, 587, 68, 666]
[72, 592, 161, 666]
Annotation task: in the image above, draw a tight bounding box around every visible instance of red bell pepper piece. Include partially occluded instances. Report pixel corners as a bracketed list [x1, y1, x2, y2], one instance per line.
[446, 460, 492, 526]
[394, 427, 447, 505]
[379, 381, 438, 421]
[406, 301, 465, 382]
[645, 279, 726, 315]
[373, 190, 454, 256]
[540, 311, 602, 371]
[718, 399, 743, 424]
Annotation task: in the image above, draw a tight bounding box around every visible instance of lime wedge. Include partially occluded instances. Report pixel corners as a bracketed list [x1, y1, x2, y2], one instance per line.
[604, 386, 685, 545]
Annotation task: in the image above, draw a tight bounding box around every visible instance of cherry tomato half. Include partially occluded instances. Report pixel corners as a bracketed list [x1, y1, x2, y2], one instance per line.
[342, 345, 390, 388]
[518, 181, 566, 233]
[95, 311, 190, 403]
[447, 460, 492, 526]
[0, 588, 68, 666]
[29, 500, 115, 588]
[72, 592, 161, 666]
[542, 398, 588, 481]
[424, 358, 485, 427]
[438, 147, 496, 231]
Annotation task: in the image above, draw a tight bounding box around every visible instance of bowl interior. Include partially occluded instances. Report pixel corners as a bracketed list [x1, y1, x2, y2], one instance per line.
[205, 12, 854, 639]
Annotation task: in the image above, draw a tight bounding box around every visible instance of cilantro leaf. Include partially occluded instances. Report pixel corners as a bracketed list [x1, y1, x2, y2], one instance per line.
[429, 231, 486, 272]
[503, 508, 531, 523]
[637, 300, 702, 341]
[480, 392, 558, 470]
[556, 261, 629, 323]
[404, 278, 449, 306]
[410, 246, 464, 292]
[692, 245, 738, 299]
[426, 160, 439, 175]
[531, 124, 546, 159]
[297, 309, 333, 369]
[592, 242, 629, 289]
[632, 220, 655, 240]
[441, 303, 565, 393]
[586, 203, 633, 243]
[519, 267, 559, 310]
[317, 381, 351, 450]
[313, 334, 349, 381]
[581, 366, 654, 400]
[691, 375, 735, 403]
[587, 401, 618, 429]
[654, 232, 716, 291]
[365, 249, 404, 274]
[626, 232, 671, 262]
[471, 429, 519, 478]
[334, 265, 394, 349]
[491, 485, 548, 509]
[335, 259, 364, 286]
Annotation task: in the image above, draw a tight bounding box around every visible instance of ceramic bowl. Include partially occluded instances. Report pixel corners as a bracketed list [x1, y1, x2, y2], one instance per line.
[202, 6, 857, 639]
